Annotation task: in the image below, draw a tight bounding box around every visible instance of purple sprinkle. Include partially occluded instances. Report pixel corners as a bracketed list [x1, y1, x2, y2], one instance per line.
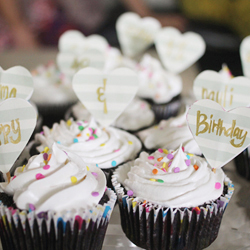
[91, 172, 98, 177]
[174, 167, 180, 173]
[127, 190, 133, 196]
[91, 192, 99, 197]
[43, 153, 48, 161]
[40, 131, 44, 135]
[185, 159, 191, 166]
[168, 161, 172, 167]
[217, 200, 225, 209]
[77, 122, 82, 126]
[167, 153, 174, 160]
[29, 204, 35, 211]
[63, 151, 68, 155]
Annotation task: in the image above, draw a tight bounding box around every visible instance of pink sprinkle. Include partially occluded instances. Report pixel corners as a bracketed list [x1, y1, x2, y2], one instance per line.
[174, 167, 180, 173]
[63, 151, 68, 155]
[43, 153, 48, 161]
[114, 149, 120, 152]
[148, 156, 154, 160]
[93, 129, 97, 134]
[40, 131, 44, 135]
[36, 173, 45, 180]
[182, 146, 185, 152]
[29, 204, 35, 211]
[215, 182, 221, 189]
[89, 136, 94, 140]
[12, 176, 16, 180]
[140, 103, 146, 109]
[77, 122, 82, 126]
[154, 163, 157, 166]
[91, 172, 98, 177]
[162, 168, 167, 172]
[167, 154, 174, 160]
[92, 192, 99, 197]
[88, 128, 93, 133]
[185, 160, 191, 166]
[127, 190, 133, 196]
[158, 148, 163, 153]
[43, 165, 50, 170]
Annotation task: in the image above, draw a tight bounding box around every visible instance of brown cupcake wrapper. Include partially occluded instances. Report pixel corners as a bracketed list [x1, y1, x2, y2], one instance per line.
[112, 161, 234, 250]
[0, 188, 116, 250]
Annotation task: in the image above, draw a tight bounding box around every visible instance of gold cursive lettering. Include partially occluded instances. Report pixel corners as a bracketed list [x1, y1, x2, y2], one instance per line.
[9, 119, 21, 144]
[71, 58, 90, 71]
[96, 79, 108, 114]
[0, 85, 17, 100]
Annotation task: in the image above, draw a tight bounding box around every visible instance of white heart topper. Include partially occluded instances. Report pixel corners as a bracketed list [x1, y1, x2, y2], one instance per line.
[0, 66, 33, 101]
[240, 36, 250, 78]
[155, 27, 206, 73]
[0, 98, 37, 173]
[187, 99, 250, 169]
[116, 12, 161, 58]
[72, 67, 139, 127]
[193, 70, 250, 110]
[57, 30, 107, 76]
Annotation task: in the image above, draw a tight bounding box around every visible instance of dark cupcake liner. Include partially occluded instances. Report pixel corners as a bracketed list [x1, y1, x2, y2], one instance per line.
[234, 148, 250, 180]
[0, 188, 116, 250]
[112, 161, 234, 250]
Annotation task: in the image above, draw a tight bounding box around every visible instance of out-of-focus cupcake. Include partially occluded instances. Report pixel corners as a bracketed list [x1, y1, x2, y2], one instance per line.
[136, 54, 182, 121]
[112, 146, 234, 250]
[33, 118, 142, 186]
[137, 107, 202, 155]
[65, 97, 155, 133]
[0, 143, 116, 250]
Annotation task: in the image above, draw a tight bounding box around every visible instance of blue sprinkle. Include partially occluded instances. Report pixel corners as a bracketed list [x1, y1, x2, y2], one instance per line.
[111, 161, 117, 167]
[90, 210, 93, 213]
[103, 206, 111, 218]
[186, 155, 190, 159]
[57, 141, 61, 144]
[96, 164, 99, 167]
[73, 138, 78, 143]
[57, 218, 66, 232]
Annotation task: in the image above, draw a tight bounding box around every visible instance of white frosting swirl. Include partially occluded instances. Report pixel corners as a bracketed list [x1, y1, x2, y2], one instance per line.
[137, 108, 201, 155]
[71, 97, 155, 131]
[35, 118, 142, 169]
[1, 144, 106, 213]
[136, 54, 182, 104]
[31, 62, 78, 105]
[119, 146, 224, 208]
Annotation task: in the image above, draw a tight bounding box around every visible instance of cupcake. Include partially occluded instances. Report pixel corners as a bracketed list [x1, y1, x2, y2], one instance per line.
[34, 118, 142, 185]
[136, 54, 182, 121]
[112, 146, 234, 250]
[65, 97, 155, 133]
[0, 143, 116, 250]
[137, 107, 202, 155]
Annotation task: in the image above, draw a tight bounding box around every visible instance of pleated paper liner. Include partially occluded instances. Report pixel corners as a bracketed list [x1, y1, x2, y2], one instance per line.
[234, 148, 250, 180]
[0, 188, 116, 250]
[112, 161, 234, 250]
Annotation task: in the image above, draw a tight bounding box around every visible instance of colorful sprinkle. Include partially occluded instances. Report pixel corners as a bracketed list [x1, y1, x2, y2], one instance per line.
[67, 120, 72, 126]
[43, 165, 50, 170]
[100, 143, 105, 147]
[152, 169, 158, 175]
[127, 190, 133, 196]
[71, 176, 77, 184]
[212, 168, 216, 173]
[143, 200, 147, 204]
[57, 141, 61, 144]
[157, 157, 163, 162]
[193, 165, 199, 171]
[185, 159, 191, 166]
[93, 134, 98, 139]
[150, 178, 156, 182]
[36, 173, 45, 180]
[78, 125, 84, 131]
[89, 136, 94, 140]
[128, 141, 133, 145]
[174, 167, 180, 173]
[44, 147, 49, 153]
[88, 128, 93, 133]
[186, 155, 190, 160]
[163, 149, 168, 154]
[158, 148, 163, 153]
[43, 153, 48, 161]
[111, 161, 117, 167]
[182, 146, 185, 152]
[215, 182, 221, 189]
[12, 176, 16, 180]
[148, 156, 155, 160]
[86, 133, 90, 137]
[187, 153, 194, 157]
[167, 154, 173, 160]
[73, 138, 78, 143]
[47, 154, 52, 161]
[86, 166, 89, 171]
[29, 204, 35, 211]
[162, 168, 167, 172]
[96, 164, 99, 167]
[77, 133, 81, 137]
[168, 161, 172, 167]
[162, 162, 167, 168]
[21, 165, 26, 172]
[157, 179, 164, 183]
[91, 172, 98, 177]
[114, 149, 120, 152]
[92, 192, 99, 197]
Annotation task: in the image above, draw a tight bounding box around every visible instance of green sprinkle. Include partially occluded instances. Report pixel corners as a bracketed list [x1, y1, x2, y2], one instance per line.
[78, 126, 84, 131]
[93, 134, 98, 139]
[157, 179, 164, 183]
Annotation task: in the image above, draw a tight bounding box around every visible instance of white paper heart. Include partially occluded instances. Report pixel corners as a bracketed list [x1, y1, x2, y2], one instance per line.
[72, 67, 139, 127]
[187, 99, 250, 169]
[116, 12, 161, 58]
[0, 98, 37, 173]
[0, 66, 33, 101]
[193, 70, 250, 110]
[155, 27, 206, 73]
[240, 35, 250, 78]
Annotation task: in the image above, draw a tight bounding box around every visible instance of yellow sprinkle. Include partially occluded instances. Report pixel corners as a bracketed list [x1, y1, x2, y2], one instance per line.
[44, 147, 49, 153]
[86, 133, 90, 137]
[212, 168, 216, 173]
[132, 201, 137, 208]
[128, 141, 133, 145]
[44, 160, 48, 165]
[150, 178, 156, 182]
[229, 187, 234, 191]
[188, 153, 194, 156]
[21, 165, 26, 172]
[67, 120, 72, 126]
[162, 162, 166, 168]
[154, 125, 158, 129]
[163, 149, 168, 154]
[100, 143, 105, 147]
[86, 166, 90, 171]
[71, 176, 77, 184]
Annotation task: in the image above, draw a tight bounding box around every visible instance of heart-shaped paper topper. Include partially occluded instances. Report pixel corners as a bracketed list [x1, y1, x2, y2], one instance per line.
[72, 67, 139, 127]
[187, 99, 250, 169]
[0, 98, 37, 173]
[0, 66, 34, 101]
[193, 70, 250, 110]
[155, 27, 206, 74]
[240, 35, 250, 78]
[57, 30, 107, 76]
[116, 12, 161, 58]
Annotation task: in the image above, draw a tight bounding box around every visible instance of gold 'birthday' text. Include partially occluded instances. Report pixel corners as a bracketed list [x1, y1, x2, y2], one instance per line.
[0, 85, 17, 100]
[0, 119, 21, 146]
[196, 111, 247, 148]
